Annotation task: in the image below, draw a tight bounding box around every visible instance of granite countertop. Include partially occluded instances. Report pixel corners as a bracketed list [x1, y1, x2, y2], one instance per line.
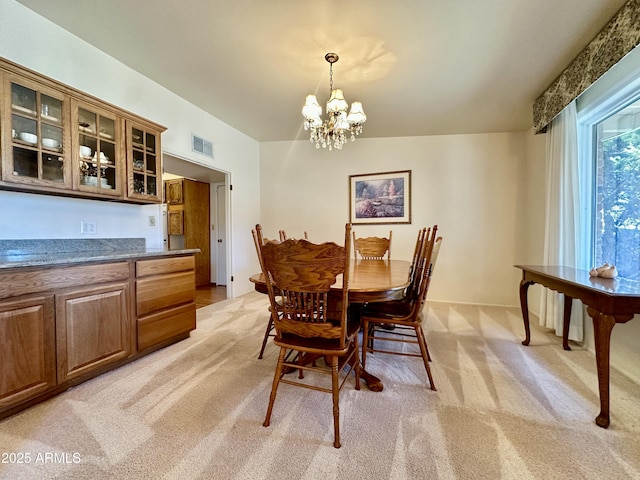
[0, 238, 199, 269]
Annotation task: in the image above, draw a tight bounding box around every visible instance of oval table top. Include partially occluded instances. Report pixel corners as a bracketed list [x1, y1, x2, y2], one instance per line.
[249, 258, 411, 303]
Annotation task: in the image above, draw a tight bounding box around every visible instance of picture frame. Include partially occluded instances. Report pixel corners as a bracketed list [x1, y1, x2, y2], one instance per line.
[349, 170, 411, 224]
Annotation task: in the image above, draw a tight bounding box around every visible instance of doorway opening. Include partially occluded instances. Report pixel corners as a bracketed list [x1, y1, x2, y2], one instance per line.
[163, 152, 231, 303]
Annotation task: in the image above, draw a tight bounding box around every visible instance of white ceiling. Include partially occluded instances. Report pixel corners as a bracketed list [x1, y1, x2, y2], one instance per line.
[18, 0, 630, 142]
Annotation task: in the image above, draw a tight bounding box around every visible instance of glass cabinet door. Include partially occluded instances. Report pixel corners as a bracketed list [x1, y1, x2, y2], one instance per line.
[75, 102, 121, 196]
[4, 77, 70, 187]
[127, 122, 161, 202]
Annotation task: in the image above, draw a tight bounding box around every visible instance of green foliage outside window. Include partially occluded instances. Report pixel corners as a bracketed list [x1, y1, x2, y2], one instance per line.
[598, 129, 640, 280]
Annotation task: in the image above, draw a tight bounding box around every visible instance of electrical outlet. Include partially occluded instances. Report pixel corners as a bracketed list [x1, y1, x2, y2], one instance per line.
[81, 221, 97, 234]
[148, 215, 157, 227]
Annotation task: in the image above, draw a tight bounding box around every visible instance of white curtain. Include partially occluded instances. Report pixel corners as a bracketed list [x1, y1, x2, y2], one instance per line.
[539, 100, 584, 341]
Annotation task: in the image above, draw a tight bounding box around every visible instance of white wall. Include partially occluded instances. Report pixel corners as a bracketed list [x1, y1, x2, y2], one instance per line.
[0, 1, 261, 296]
[0, 190, 165, 247]
[260, 132, 527, 306]
[517, 127, 548, 309]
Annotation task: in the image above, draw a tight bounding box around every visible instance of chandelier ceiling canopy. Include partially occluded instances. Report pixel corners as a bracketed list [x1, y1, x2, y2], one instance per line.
[302, 53, 366, 150]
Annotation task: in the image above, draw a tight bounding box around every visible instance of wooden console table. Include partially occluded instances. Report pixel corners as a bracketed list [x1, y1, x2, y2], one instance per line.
[515, 265, 640, 428]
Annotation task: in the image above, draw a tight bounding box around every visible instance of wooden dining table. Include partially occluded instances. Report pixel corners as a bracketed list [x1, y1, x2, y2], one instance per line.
[250, 258, 411, 302]
[250, 258, 412, 391]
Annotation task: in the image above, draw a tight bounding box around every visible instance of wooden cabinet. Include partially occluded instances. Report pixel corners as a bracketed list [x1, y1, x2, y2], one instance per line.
[0, 295, 56, 412]
[168, 210, 184, 235]
[55, 282, 130, 382]
[1, 73, 72, 188]
[0, 56, 165, 203]
[165, 178, 211, 286]
[0, 253, 195, 420]
[126, 120, 162, 203]
[165, 178, 183, 204]
[136, 256, 196, 351]
[73, 100, 124, 197]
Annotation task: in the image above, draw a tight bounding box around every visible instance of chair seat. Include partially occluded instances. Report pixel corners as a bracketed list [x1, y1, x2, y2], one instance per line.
[363, 311, 425, 327]
[361, 299, 413, 319]
[275, 317, 361, 353]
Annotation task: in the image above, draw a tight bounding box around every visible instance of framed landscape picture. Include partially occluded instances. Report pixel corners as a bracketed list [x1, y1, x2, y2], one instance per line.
[349, 170, 411, 224]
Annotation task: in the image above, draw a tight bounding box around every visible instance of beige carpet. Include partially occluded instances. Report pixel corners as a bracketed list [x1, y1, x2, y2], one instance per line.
[1, 293, 639, 480]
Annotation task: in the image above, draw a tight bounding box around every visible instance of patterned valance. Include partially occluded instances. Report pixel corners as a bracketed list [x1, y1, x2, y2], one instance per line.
[533, 0, 640, 134]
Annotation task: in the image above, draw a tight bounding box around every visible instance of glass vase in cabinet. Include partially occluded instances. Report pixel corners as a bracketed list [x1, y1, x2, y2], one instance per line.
[2, 75, 71, 188]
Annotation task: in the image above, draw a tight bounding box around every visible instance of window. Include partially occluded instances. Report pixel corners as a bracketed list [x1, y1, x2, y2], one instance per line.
[578, 47, 640, 281]
[593, 98, 640, 280]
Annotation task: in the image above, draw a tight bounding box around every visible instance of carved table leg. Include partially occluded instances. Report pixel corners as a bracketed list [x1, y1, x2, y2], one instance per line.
[349, 303, 384, 392]
[562, 294, 573, 351]
[587, 307, 616, 428]
[519, 279, 533, 346]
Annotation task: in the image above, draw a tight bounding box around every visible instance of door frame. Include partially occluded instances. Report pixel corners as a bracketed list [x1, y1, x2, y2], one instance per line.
[162, 151, 232, 298]
[213, 182, 228, 287]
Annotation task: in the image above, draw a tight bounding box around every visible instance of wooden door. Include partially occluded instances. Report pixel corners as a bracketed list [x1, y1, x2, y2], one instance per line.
[55, 282, 130, 382]
[183, 179, 211, 286]
[0, 295, 56, 411]
[165, 179, 183, 204]
[73, 99, 124, 197]
[168, 209, 184, 235]
[2, 73, 72, 189]
[125, 120, 163, 203]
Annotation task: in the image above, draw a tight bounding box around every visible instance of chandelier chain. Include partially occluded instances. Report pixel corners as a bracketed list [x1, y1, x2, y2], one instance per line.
[329, 63, 333, 96]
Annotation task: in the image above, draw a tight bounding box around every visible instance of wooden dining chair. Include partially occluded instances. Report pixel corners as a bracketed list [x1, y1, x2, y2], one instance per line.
[352, 230, 392, 260]
[257, 223, 361, 448]
[361, 225, 441, 390]
[279, 230, 309, 241]
[364, 227, 427, 347]
[408, 227, 427, 294]
[251, 226, 281, 359]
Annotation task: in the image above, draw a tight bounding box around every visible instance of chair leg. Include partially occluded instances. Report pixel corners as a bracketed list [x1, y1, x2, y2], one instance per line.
[354, 336, 362, 391]
[415, 325, 436, 391]
[264, 347, 286, 427]
[361, 320, 370, 369]
[422, 330, 432, 362]
[329, 355, 341, 448]
[366, 322, 375, 350]
[257, 315, 274, 359]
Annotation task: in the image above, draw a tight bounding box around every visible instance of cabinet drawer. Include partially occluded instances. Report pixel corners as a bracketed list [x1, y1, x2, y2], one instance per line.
[136, 256, 194, 278]
[137, 303, 195, 351]
[0, 262, 130, 300]
[136, 271, 195, 316]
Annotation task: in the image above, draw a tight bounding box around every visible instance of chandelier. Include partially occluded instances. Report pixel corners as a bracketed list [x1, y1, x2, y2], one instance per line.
[302, 53, 366, 150]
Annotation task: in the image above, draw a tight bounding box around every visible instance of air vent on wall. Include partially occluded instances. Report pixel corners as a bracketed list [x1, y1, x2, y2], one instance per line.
[191, 134, 214, 159]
